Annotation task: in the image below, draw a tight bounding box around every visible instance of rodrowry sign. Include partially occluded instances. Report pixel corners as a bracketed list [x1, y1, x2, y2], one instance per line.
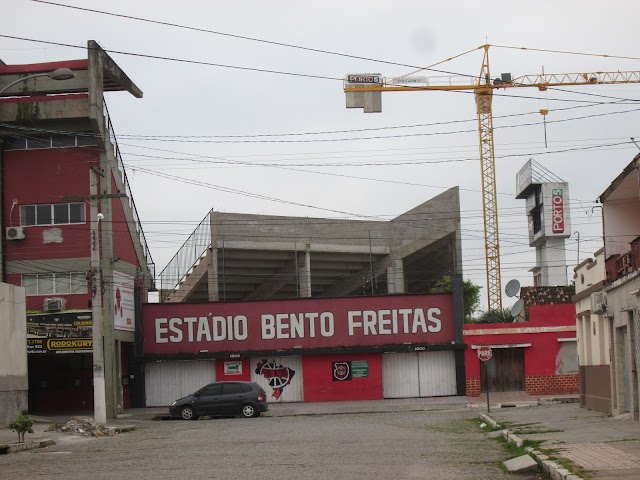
[143, 294, 454, 355]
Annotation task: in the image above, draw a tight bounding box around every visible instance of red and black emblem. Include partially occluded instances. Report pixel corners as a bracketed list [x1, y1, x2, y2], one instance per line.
[333, 362, 351, 381]
[255, 359, 295, 399]
[332, 361, 352, 381]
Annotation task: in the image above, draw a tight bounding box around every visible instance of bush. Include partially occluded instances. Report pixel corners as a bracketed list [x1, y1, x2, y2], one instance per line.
[8, 415, 34, 443]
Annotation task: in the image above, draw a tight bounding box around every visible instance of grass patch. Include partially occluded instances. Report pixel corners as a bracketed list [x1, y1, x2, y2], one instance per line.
[477, 420, 592, 479]
[423, 420, 473, 434]
[45, 422, 63, 432]
[538, 448, 593, 479]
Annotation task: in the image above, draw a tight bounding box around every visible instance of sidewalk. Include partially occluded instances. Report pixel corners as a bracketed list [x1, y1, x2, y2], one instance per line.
[3, 392, 639, 479]
[484, 401, 640, 480]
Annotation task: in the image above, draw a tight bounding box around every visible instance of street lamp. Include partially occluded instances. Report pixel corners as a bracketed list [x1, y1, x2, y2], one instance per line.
[0, 68, 75, 96]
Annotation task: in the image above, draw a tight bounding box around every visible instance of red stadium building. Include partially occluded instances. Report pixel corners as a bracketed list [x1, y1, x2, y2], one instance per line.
[142, 293, 464, 405]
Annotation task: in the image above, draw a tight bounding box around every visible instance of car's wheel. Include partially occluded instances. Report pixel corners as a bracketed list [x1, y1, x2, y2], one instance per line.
[180, 406, 198, 420]
[241, 403, 257, 418]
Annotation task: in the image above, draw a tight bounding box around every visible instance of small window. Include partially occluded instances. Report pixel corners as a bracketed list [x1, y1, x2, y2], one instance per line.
[77, 134, 98, 146]
[22, 275, 38, 296]
[55, 275, 71, 294]
[70, 273, 86, 294]
[69, 203, 84, 223]
[27, 137, 51, 149]
[53, 204, 69, 224]
[39, 275, 55, 295]
[22, 205, 36, 226]
[52, 135, 76, 147]
[36, 205, 52, 225]
[3, 137, 27, 150]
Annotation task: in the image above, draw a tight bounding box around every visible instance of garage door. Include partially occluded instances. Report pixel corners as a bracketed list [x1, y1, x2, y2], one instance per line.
[383, 351, 456, 398]
[145, 360, 215, 407]
[251, 356, 303, 402]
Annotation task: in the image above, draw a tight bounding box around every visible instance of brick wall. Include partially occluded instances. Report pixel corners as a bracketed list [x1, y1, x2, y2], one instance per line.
[525, 374, 580, 395]
[466, 378, 481, 397]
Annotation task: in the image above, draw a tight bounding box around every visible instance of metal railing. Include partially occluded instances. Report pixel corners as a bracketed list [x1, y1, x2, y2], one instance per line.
[158, 210, 211, 301]
[103, 100, 155, 283]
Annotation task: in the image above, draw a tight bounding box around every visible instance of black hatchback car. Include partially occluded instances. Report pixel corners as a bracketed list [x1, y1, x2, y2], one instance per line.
[169, 381, 268, 420]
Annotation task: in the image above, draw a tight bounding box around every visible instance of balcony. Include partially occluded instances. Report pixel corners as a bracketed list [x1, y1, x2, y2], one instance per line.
[605, 236, 640, 283]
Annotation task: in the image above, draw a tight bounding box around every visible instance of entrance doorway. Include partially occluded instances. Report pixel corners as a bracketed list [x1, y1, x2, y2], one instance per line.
[480, 347, 525, 392]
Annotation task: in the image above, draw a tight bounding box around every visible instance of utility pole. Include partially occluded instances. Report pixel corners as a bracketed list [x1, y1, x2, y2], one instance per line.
[90, 167, 107, 424]
[65, 174, 126, 423]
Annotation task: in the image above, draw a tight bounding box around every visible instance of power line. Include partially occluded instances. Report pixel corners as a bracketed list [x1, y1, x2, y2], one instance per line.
[27, 0, 474, 77]
[492, 44, 640, 62]
[0, 34, 343, 82]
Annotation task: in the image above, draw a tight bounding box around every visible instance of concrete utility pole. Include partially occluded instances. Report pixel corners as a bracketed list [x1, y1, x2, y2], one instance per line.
[90, 167, 107, 424]
[65, 184, 125, 423]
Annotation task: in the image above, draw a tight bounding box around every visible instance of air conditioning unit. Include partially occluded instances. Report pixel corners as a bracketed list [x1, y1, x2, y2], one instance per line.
[6, 226, 25, 240]
[591, 292, 607, 314]
[43, 298, 63, 312]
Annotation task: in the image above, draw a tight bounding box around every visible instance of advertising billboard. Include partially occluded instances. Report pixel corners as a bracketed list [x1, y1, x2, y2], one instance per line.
[26, 311, 93, 355]
[114, 271, 135, 332]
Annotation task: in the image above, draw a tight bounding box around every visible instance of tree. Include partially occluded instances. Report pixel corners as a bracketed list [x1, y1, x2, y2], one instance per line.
[474, 308, 514, 324]
[8, 415, 34, 443]
[429, 275, 481, 323]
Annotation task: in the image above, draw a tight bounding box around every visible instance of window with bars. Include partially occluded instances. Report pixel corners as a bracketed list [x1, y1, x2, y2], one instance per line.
[22, 272, 87, 296]
[20, 203, 86, 226]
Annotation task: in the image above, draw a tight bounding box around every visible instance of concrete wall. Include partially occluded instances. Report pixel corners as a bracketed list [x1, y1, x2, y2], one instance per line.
[573, 249, 611, 414]
[580, 365, 611, 414]
[0, 282, 27, 425]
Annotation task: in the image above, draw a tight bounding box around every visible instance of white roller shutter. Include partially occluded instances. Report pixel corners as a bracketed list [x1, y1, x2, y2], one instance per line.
[418, 350, 457, 397]
[251, 356, 303, 402]
[145, 360, 215, 407]
[383, 351, 456, 398]
[382, 353, 420, 398]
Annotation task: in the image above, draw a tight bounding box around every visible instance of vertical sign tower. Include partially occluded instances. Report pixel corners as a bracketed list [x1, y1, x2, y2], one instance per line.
[516, 159, 572, 286]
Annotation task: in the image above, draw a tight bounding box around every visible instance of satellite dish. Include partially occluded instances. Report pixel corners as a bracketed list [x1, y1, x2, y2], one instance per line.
[510, 299, 525, 318]
[505, 279, 521, 298]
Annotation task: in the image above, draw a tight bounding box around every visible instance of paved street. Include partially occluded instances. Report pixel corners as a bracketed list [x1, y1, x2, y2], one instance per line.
[0, 407, 542, 480]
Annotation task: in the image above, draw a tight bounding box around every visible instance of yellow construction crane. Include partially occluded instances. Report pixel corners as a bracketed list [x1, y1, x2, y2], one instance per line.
[344, 44, 640, 311]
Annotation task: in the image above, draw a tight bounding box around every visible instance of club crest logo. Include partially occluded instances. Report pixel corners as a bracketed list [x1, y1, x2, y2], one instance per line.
[333, 362, 350, 381]
[255, 359, 295, 399]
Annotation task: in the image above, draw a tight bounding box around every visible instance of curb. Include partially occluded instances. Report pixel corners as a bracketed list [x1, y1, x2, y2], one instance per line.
[0, 439, 55, 455]
[480, 413, 584, 480]
[470, 396, 579, 410]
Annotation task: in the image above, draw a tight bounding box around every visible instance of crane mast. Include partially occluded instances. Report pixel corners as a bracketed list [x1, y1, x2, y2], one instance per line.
[475, 45, 502, 311]
[344, 44, 640, 311]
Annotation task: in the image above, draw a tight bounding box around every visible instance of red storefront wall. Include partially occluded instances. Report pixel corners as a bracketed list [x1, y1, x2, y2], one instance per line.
[464, 304, 578, 396]
[302, 353, 382, 402]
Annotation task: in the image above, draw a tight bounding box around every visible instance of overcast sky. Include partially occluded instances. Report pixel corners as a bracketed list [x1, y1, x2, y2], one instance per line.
[3, 0, 640, 310]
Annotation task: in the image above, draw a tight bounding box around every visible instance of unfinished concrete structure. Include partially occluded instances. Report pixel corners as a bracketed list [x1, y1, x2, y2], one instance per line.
[159, 187, 462, 304]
